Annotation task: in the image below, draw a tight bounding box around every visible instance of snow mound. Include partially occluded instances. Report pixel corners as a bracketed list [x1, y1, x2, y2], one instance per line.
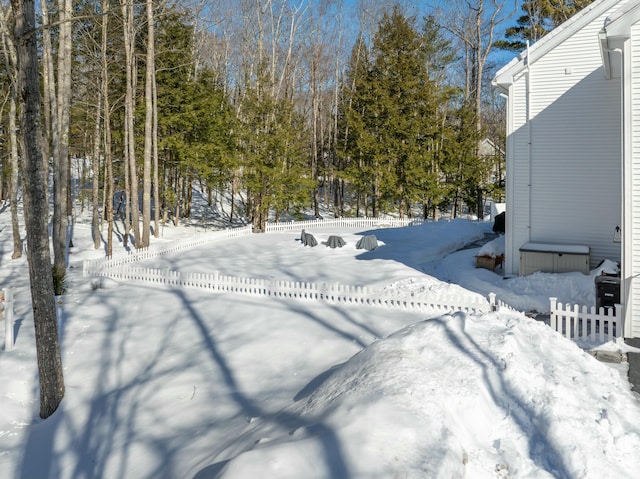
[593, 259, 620, 276]
[478, 235, 505, 258]
[210, 312, 640, 479]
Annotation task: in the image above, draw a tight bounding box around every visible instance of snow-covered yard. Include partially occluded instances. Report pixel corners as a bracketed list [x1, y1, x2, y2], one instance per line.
[2, 207, 640, 478]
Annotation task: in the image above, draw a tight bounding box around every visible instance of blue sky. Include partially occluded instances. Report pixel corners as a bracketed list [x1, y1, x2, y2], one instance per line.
[337, 0, 523, 69]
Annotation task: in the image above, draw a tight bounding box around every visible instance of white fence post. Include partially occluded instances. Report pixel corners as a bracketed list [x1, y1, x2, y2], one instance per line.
[488, 293, 496, 311]
[549, 297, 558, 335]
[614, 303, 623, 339]
[3, 288, 14, 351]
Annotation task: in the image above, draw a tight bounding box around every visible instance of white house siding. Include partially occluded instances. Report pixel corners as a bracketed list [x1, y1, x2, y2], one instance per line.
[629, 23, 640, 337]
[506, 7, 622, 275]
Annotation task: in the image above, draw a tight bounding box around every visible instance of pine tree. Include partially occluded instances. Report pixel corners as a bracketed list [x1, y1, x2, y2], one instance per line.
[339, 7, 453, 218]
[337, 33, 374, 216]
[420, 15, 458, 220]
[154, 9, 199, 224]
[177, 70, 237, 210]
[495, 0, 595, 51]
[238, 70, 313, 230]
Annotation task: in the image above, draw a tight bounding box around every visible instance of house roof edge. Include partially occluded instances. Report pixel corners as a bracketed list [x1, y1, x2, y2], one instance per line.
[493, 0, 624, 89]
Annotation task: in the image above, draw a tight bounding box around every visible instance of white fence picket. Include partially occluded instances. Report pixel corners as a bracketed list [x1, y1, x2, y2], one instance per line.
[549, 297, 621, 343]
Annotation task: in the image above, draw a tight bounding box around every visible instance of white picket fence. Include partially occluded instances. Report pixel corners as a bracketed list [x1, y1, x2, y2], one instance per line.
[264, 217, 425, 233]
[82, 217, 515, 319]
[81, 220, 626, 345]
[83, 225, 253, 276]
[490, 294, 519, 313]
[549, 297, 622, 343]
[89, 264, 497, 315]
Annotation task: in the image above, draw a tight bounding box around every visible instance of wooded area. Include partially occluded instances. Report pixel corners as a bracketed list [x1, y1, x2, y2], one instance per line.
[0, 0, 512, 243]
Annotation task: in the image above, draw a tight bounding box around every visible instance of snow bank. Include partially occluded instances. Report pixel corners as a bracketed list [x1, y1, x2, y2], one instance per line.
[211, 312, 640, 479]
[477, 235, 505, 258]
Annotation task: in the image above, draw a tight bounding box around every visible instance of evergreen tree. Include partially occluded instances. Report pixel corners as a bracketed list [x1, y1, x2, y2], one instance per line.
[179, 70, 237, 209]
[439, 97, 485, 218]
[238, 68, 314, 231]
[419, 15, 458, 220]
[154, 9, 199, 222]
[495, 0, 595, 51]
[337, 33, 375, 216]
[339, 8, 454, 218]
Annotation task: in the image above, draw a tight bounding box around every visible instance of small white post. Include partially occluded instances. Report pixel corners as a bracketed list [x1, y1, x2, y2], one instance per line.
[488, 292, 497, 312]
[4, 288, 14, 351]
[614, 303, 624, 339]
[549, 297, 558, 334]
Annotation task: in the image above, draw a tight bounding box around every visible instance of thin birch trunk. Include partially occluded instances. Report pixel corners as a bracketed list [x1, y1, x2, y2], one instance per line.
[152, 47, 160, 237]
[9, 86, 22, 258]
[142, 0, 155, 247]
[0, 6, 23, 258]
[51, 0, 72, 286]
[122, 0, 140, 247]
[92, 90, 102, 250]
[40, 0, 56, 208]
[101, 0, 113, 257]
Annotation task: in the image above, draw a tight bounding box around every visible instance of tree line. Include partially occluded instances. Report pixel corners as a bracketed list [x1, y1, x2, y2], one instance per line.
[0, 0, 592, 418]
[1, 1, 512, 250]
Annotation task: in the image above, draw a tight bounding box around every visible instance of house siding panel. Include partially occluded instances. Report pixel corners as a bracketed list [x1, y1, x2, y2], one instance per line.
[506, 6, 622, 275]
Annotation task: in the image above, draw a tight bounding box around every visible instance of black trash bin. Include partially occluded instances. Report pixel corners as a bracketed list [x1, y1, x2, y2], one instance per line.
[595, 275, 621, 310]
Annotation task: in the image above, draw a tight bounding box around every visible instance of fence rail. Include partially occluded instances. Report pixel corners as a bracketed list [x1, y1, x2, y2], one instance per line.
[83, 225, 254, 276]
[88, 264, 496, 315]
[83, 218, 423, 275]
[549, 297, 622, 343]
[264, 217, 425, 233]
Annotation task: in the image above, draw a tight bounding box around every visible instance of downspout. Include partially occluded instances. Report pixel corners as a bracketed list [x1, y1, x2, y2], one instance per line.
[603, 44, 628, 338]
[499, 91, 511, 274]
[621, 44, 632, 339]
[526, 40, 532, 242]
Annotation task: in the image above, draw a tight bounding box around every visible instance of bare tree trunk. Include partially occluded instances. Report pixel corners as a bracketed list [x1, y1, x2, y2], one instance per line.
[50, 0, 73, 290]
[11, 0, 65, 419]
[447, 0, 509, 172]
[310, 52, 320, 218]
[9, 85, 22, 258]
[122, 0, 141, 247]
[142, 0, 155, 247]
[175, 175, 182, 227]
[92, 90, 102, 250]
[102, 0, 113, 257]
[0, 7, 23, 258]
[40, 0, 56, 208]
[152, 48, 160, 238]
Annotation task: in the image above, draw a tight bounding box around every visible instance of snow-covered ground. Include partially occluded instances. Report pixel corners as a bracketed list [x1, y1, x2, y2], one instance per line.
[1, 202, 640, 479]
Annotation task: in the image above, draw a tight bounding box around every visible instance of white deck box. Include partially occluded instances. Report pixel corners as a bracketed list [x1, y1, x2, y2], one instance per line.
[519, 242, 590, 276]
